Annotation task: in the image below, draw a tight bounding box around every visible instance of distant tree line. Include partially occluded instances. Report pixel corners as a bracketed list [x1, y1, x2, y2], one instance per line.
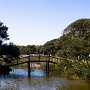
[18, 40, 58, 55]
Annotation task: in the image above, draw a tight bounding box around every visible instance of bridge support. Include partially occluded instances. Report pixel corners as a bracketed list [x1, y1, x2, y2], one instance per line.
[46, 61, 49, 75]
[28, 55, 31, 77]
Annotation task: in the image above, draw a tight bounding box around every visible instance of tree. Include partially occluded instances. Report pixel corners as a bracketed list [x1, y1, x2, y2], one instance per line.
[36, 45, 43, 54]
[0, 21, 20, 74]
[18, 45, 36, 55]
[62, 18, 90, 60]
[58, 18, 90, 78]
[0, 21, 9, 55]
[26, 45, 36, 54]
[6, 43, 20, 57]
[0, 21, 20, 64]
[63, 18, 90, 37]
[43, 39, 57, 55]
[0, 21, 9, 45]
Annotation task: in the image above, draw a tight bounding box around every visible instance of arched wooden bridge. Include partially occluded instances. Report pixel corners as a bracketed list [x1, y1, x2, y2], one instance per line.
[0, 54, 62, 77]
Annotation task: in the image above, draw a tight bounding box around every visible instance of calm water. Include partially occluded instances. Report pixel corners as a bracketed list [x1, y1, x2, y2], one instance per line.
[0, 69, 90, 90]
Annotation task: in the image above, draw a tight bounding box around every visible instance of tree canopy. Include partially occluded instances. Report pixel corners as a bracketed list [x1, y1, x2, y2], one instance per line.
[0, 21, 9, 45]
[0, 21, 20, 62]
[56, 18, 90, 78]
[64, 18, 90, 37]
[59, 18, 90, 60]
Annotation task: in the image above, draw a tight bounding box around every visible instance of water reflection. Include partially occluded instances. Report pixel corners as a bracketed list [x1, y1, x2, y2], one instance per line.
[10, 69, 45, 77]
[31, 69, 45, 77]
[0, 69, 90, 90]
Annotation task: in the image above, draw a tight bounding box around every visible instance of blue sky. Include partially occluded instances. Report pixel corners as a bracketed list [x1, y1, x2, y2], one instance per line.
[0, 0, 90, 45]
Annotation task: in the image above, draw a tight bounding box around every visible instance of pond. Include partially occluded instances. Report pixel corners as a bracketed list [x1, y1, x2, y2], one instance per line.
[0, 69, 90, 90]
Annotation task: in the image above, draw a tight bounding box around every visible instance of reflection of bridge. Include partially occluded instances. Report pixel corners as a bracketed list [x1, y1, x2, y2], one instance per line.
[1, 54, 62, 77]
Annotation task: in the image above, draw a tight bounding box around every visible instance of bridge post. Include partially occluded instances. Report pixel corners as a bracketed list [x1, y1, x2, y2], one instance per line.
[46, 62, 48, 75]
[48, 54, 50, 73]
[28, 54, 31, 77]
[46, 62, 50, 75]
[46, 54, 50, 75]
[17, 57, 18, 64]
[39, 54, 40, 61]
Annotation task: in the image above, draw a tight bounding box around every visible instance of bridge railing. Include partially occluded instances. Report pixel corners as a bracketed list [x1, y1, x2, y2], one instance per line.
[0, 54, 62, 66]
[30, 55, 49, 61]
[49, 56, 61, 63]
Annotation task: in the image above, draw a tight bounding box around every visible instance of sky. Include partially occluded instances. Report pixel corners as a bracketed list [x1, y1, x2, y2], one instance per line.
[0, 0, 90, 45]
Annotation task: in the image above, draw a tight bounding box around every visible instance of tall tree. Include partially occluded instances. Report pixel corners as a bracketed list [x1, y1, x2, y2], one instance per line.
[0, 21, 9, 45]
[0, 21, 9, 55]
[0, 21, 20, 64]
[58, 18, 90, 78]
[62, 18, 90, 60]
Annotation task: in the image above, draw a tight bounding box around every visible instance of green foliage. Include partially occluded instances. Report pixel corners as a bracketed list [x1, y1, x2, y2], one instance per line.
[0, 21, 9, 55]
[58, 60, 90, 79]
[36, 45, 43, 54]
[0, 21, 20, 64]
[0, 21, 9, 45]
[42, 39, 57, 55]
[64, 18, 90, 37]
[18, 45, 36, 54]
[18, 39, 58, 55]
[57, 18, 90, 79]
